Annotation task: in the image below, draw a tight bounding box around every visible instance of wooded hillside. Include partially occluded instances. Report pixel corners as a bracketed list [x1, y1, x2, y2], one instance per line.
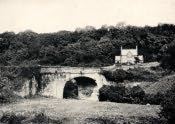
[0, 24, 175, 67]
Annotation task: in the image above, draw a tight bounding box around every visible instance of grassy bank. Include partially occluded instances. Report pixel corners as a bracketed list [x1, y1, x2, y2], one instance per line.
[0, 98, 161, 124]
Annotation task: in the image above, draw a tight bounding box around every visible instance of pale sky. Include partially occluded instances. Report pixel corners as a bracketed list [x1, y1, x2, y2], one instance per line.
[0, 0, 175, 33]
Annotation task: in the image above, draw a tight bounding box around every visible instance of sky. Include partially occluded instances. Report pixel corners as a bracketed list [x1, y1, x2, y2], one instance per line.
[0, 0, 175, 33]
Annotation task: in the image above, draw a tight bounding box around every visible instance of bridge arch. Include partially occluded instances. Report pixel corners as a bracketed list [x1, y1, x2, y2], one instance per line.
[63, 76, 97, 99]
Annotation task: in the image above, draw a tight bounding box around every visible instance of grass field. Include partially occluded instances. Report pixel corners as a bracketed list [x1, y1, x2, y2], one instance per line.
[0, 98, 161, 124]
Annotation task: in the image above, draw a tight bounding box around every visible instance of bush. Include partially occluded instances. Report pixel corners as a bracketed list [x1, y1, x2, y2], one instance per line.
[85, 116, 163, 124]
[143, 93, 164, 105]
[0, 66, 41, 103]
[102, 68, 158, 83]
[98, 85, 132, 103]
[0, 88, 20, 103]
[0, 72, 23, 103]
[0, 113, 26, 124]
[0, 112, 65, 124]
[127, 86, 145, 104]
[127, 67, 158, 82]
[101, 69, 132, 83]
[160, 86, 175, 124]
[125, 85, 146, 104]
[99, 85, 147, 104]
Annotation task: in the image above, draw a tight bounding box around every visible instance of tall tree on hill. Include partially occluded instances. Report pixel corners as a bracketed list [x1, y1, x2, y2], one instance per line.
[160, 40, 175, 70]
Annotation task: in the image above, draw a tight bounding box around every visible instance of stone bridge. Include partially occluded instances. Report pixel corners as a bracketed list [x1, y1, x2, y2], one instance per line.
[20, 66, 109, 101]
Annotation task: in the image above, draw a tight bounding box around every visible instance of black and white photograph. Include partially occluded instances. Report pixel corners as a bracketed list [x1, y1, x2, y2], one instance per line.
[0, 0, 175, 123]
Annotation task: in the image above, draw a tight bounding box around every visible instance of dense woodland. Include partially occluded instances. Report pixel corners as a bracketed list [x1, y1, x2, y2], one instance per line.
[0, 24, 175, 68]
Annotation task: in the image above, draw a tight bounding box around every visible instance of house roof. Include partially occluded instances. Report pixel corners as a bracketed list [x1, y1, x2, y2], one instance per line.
[121, 49, 137, 56]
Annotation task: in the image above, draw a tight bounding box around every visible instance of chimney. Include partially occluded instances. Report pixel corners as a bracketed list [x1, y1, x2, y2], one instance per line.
[136, 45, 138, 54]
[120, 46, 123, 55]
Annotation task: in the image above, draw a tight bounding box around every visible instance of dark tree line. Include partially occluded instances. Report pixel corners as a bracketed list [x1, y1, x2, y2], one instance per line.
[0, 24, 175, 67]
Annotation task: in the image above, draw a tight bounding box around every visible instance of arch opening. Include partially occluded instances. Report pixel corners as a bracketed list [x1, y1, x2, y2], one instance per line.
[63, 76, 97, 100]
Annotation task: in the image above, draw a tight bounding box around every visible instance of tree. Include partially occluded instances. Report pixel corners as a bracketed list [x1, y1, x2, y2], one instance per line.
[160, 85, 175, 124]
[0, 24, 175, 66]
[160, 40, 175, 70]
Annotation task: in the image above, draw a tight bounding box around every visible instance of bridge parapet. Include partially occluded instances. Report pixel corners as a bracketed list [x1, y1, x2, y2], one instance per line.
[40, 66, 101, 74]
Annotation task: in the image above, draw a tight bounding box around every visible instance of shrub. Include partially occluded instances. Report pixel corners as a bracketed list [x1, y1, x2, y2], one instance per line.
[101, 68, 158, 83]
[0, 73, 23, 103]
[99, 85, 147, 104]
[127, 67, 158, 82]
[127, 86, 145, 104]
[0, 66, 41, 103]
[101, 69, 132, 83]
[85, 116, 164, 124]
[98, 85, 132, 103]
[0, 112, 65, 124]
[143, 93, 164, 105]
[160, 86, 175, 124]
[125, 85, 146, 104]
[0, 113, 26, 123]
[0, 88, 19, 103]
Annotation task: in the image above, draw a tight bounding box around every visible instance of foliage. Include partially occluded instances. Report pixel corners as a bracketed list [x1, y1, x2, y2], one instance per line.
[0, 88, 20, 103]
[0, 24, 175, 67]
[143, 93, 165, 105]
[0, 66, 41, 103]
[127, 67, 158, 82]
[0, 112, 64, 124]
[98, 85, 129, 103]
[99, 85, 147, 104]
[160, 40, 175, 71]
[86, 116, 163, 124]
[102, 68, 158, 83]
[127, 86, 145, 104]
[101, 69, 132, 83]
[160, 85, 175, 124]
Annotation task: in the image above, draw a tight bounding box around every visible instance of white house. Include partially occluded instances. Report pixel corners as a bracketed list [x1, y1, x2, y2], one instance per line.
[115, 46, 143, 65]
